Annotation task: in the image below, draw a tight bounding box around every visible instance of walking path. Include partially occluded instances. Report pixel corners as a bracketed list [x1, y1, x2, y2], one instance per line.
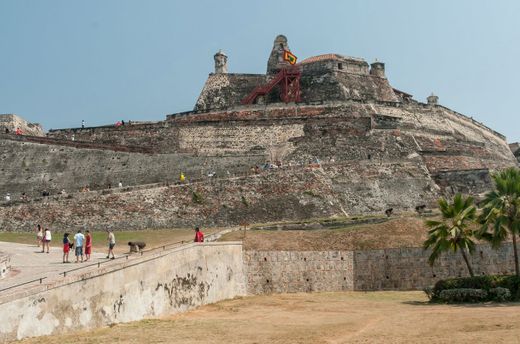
[0, 241, 107, 290]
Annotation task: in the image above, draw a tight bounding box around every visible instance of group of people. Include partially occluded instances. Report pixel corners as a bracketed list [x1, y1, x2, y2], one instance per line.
[36, 225, 116, 263]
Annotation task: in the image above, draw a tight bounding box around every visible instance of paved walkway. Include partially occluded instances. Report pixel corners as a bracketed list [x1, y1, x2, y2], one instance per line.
[0, 241, 108, 290]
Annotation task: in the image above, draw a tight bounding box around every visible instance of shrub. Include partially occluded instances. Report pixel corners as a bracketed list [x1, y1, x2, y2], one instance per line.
[192, 191, 204, 204]
[423, 286, 434, 300]
[489, 287, 511, 302]
[432, 275, 520, 302]
[438, 288, 488, 303]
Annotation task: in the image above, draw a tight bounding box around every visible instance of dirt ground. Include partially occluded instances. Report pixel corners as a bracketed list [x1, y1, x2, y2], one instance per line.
[17, 291, 520, 344]
[219, 217, 431, 251]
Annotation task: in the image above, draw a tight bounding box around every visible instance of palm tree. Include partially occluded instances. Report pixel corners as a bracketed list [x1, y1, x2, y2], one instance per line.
[424, 194, 477, 277]
[478, 167, 520, 276]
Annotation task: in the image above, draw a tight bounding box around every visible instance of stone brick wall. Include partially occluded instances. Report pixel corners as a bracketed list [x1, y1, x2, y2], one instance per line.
[353, 243, 515, 290]
[245, 250, 354, 294]
[244, 243, 515, 294]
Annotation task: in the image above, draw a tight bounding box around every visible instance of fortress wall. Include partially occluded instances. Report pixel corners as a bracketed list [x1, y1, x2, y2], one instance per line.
[47, 122, 180, 153]
[195, 73, 266, 111]
[0, 242, 245, 342]
[245, 250, 354, 294]
[0, 139, 262, 200]
[353, 243, 515, 290]
[177, 122, 305, 156]
[244, 243, 515, 294]
[0, 162, 440, 232]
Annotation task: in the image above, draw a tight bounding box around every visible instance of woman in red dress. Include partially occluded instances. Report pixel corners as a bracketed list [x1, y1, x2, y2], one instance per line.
[85, 230, 92, 261]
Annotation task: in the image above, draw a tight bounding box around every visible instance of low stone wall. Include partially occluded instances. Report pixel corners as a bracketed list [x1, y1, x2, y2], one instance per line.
[0, 253, 10, 279]
[353, 243, 515, 290]
[245, 250, 354, 294]
[0, 242, 245, 342]
[245, 243, 515, 293]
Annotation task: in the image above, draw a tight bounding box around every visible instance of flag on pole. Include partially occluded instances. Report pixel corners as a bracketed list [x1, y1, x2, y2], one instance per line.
[283, 50, 297, 65]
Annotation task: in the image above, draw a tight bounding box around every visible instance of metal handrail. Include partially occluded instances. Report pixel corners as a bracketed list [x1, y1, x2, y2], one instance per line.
[0, 277, 47, 293]
[59, 239, 188, 277]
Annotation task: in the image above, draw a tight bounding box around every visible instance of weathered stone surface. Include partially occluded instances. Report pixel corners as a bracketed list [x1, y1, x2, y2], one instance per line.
[0, 114, 44, 136]
[0, 252, 10, 279]
[353, 243, 516, 290]
[245, 243, 516, 293]
[245, 250, 354, 294]
[510, 142, 520, 164]
[0, 242, 245, 342]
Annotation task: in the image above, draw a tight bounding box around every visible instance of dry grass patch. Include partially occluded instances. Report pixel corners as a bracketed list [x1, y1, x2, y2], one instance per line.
[220, 216, 431, 251]
[17, 291, 520, 344]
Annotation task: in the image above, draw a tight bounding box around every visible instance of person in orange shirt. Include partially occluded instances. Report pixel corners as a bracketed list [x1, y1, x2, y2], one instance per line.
[194, 227, 204, 243]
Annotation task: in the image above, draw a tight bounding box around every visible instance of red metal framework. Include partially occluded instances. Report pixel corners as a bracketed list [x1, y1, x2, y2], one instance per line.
[241, 67, 301, 105]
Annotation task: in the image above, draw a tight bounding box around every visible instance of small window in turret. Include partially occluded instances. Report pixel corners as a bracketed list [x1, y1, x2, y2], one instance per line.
[338, 63, 343, 70]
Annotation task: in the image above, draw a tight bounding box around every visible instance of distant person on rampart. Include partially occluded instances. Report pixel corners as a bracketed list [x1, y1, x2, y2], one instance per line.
[118, 181, 123, 188]
[36, 224, 43, 247]
[194, 227, 204, 243]
[85, 230, 92, 261]
[15, 127, 22, 135]
[74, 229, 85, 263]
[62, 233, 71, 263]
[115, 121, 122, 127]
[81, 120, 85, 128]
[107, 229, 116, 259]
[42, 228, 51, 253]
[4, 193, 10, 202]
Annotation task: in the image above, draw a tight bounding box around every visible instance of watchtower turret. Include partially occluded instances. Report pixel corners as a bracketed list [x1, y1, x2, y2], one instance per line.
[267, 35, 291, 74]
[214, 50, 228, 74]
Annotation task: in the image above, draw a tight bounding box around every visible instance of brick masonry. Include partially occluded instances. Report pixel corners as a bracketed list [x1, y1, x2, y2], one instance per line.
[245, 250, 354, 294]
[245, 243, 516, 293]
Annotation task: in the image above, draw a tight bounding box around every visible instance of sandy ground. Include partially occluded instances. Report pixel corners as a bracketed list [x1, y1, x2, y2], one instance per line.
[16, 291, 520, 344]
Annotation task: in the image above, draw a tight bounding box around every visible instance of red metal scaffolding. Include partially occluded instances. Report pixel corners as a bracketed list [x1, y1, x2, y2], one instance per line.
[241, 67, 301, 105]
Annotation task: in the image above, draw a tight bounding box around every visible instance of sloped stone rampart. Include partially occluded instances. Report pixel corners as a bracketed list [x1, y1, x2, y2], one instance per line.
[0, 242, 245, 342]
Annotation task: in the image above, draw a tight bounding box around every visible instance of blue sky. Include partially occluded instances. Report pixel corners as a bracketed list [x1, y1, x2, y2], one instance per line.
[0, 0, 518, 142]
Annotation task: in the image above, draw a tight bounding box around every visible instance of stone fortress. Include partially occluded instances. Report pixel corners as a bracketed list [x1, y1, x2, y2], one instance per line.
[0, 35, 517, 232]
[0, 35, 519, 341]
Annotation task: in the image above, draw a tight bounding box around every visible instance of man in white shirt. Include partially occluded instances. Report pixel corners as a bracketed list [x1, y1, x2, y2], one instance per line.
[74, 229, 85, 263]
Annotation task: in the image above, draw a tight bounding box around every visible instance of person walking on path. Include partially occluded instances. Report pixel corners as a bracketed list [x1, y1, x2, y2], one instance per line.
[194, 226, 204, 243]
[107, 230, 116, 259]
[63, 233, 71, 263]
[74, 230, 85, 263]
[85, 230, 92, 261]
[42, 228, 51, 253]
[36, 224, 43, 248]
